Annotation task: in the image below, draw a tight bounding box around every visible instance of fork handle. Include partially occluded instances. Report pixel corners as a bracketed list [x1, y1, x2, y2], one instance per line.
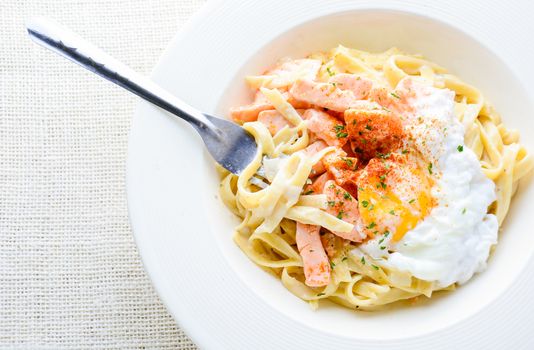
[26, 16, 218, 134]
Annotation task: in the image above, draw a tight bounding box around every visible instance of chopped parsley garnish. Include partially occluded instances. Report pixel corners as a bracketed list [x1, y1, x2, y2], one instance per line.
[360, 256, 366, 265]
[317, 292, 326, 296]
[378, 237, 385, 244]
[329, 183, 335, 189]
[342, 158, 354, 167]
[384, 231, 390, 237]
[390, 92, 400, 99]
[380, 246, 386, 250]
[327, 201, 336, 207]
[382, 106, 391, 112]
[365, 124, 372, 131]
[368, 204, 375, 211]
[367, 222, 377, 229]
[379, 181, 387, 189]
[371, 264, 379, 270]
[343, 192, 352, 200]
[389, 210, 395, 215]
[408, 199, 415, 204]
[428, 162, 433, 175]
[462, 208, 467, 214]
[358, 187, 364, 191]
[402, 149, 409, 154]
[336, 211, 344, 219]
[378, 152, 391, 159]
[336, 132, 348, 139]
[330, 261, 336, 269]
[341, 256, 348, 262]
[457, 145, 464, 152]
[326, 66, 335, 76]
[361, 200, 369, 208]
[333, 124, 345, 132]
[331, 82, 337, 88]
[304, 190, 314, 195]
[379, 174, 386, 181]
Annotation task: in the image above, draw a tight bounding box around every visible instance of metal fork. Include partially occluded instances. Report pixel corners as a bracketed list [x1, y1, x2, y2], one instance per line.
[26, 17, 257, 174]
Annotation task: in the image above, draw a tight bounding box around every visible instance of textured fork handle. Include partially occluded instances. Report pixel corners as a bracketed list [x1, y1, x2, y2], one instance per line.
[26, 16, 218, 134]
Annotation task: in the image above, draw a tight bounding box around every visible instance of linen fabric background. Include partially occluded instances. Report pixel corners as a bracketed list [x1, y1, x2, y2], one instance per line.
[0, 0, 207, 348]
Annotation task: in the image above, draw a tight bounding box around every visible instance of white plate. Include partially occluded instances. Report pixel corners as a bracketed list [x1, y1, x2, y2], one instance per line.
[127, 1, 534, 348]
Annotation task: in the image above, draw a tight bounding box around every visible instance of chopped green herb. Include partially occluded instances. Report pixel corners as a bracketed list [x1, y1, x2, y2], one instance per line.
[333, 124, 345, 132]
[365, 124, 372, 131]
[462, 208, 467, 214]
[341, 256, 348, 262]
[390, 92, 400, 99]
[428, 162, 433, 175]
[336, 211, 344, 219]
[389, 210, 395, 215]
[360, 256, 366, 265]
[371, 264, 379, 270]
[457, 145, 464, 152]
[330, 261, 336, 269]
[378, 152, 391, 159]
[329, 183, 335, 189]
[408, 199, 415, 204]
[367, 222, 377, 229]
[331, 82, 337, 87]
[342, 158, 354, 167]
[378, 237, 385, 244]
[402, 149, 409, 154]
[368, 204, 375, 211]
[358, 187, 364, 191]
[379, 174, 386, 181]
[327, 201, 336, 207]
[317, 292, 326, 296]
[380, 246, 386, 250]
[304, 190, 314, 195]
[379, 182, 387, 189]
[343, 192, 352, 200]
[361, 200, 369, 208]
[326, 66, 335, 76]
[384, 231, 390, 237]
[336, 132, 348, 139]
[382, 106, 391, 112]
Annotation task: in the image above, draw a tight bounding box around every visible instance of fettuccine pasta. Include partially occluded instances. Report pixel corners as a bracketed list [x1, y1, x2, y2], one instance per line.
[219, 46, 533, 310]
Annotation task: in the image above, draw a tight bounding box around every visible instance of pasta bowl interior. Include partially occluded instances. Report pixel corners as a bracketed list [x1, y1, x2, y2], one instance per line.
[208, 10, 533, 339]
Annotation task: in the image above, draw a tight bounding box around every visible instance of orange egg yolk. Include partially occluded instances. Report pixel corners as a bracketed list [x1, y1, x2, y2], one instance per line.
[358, 167, 433, 242]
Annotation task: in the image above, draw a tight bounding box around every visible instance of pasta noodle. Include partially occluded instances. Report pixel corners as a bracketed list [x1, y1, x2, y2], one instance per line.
[220, 46, 533, 310]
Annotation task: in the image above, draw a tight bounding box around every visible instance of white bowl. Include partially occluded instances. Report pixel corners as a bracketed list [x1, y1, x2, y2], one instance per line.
[127, 1, 534, 348]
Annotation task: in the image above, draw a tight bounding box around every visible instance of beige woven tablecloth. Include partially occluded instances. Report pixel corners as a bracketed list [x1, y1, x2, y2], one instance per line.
[0, 1, 206, 348]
